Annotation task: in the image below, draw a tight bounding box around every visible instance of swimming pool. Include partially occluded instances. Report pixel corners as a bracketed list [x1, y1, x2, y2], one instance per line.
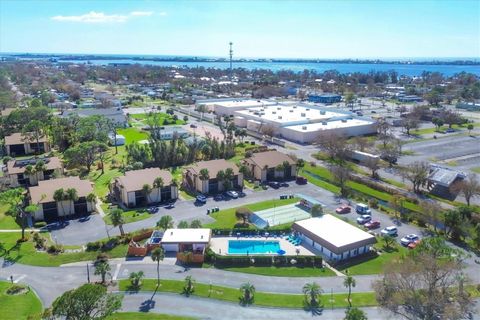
[228, 240, 281, 255]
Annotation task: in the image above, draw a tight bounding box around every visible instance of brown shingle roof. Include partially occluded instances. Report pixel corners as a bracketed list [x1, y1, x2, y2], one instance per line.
[186, 159, 239, 178]
[244, 151, 295, 169]
[115, 168, 173, 192]
[4, 132, 48, 145]
[6, 157, 63, 175]
[29, 177, 93, 204]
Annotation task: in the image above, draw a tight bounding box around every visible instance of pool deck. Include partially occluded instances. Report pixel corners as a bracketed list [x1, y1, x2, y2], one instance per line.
[210, 236, 316, 256]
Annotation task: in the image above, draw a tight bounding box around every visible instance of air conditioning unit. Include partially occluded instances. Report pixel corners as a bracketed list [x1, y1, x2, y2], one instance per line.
[301, 113, 306, 117]
[302, 126, 307, 130]
[320, 110, 326, 115]
[278, 116, 282, 119]
[322, 122, 327, 125]
[293, 106, 297, 109]
[272, 111, 276, 114]
[341, 119, 347, 123]
[290, 110, 294, 113]
[306, 108, 310, 111]
[277, 107, 281, 110]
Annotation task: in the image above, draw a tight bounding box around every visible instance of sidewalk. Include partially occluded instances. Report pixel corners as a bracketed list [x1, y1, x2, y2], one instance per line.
[60, 256, 179, 267]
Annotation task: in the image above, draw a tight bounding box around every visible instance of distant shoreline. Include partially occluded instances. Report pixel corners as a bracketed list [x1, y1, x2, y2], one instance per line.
[2, 53, 479, 66]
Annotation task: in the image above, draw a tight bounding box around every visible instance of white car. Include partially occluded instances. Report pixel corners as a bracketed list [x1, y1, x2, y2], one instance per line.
[401, 234, 419, 246]
[225, 190, 239, 199]
[381, 226, 398, 237]
[355, 203, 371, 215]
[356, 214, 372, 224]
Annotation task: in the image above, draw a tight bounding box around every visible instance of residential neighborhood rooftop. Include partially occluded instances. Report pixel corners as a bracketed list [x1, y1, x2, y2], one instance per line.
[6, 156, 62, 174]
[161, 228, 211, 244]
[186, 159, 239, 177]
[115, 168, 173, 192]
[4, 132, 48, 145]
[29, 176, 93, 204]
[244, 150, 295, 168]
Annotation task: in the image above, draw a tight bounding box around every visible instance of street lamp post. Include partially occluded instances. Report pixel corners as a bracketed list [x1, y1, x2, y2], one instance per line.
[87, 263, 90, 283]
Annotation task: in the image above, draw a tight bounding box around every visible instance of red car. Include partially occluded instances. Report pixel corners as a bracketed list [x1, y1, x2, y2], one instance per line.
[335, 205, 352, 214]
[364, 220, 381, 229]
[408, 239, 421, 249]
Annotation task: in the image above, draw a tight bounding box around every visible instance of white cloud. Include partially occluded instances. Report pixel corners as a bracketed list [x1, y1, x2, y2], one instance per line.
[158, 12, 167, 16]
[51, 11, 128, 23]
[130, 11, 154, 16]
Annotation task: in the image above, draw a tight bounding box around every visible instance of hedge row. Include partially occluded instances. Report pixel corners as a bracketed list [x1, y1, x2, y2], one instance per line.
[205, 248, 323, 268]
[211, 227, 292, 236]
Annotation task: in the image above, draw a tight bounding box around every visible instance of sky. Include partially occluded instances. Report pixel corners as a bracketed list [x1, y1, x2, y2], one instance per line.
[0, 0, 479, 59]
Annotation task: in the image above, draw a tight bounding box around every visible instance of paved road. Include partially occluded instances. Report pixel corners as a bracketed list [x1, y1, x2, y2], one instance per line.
[119, 292, 402, 320]
[51, 182, 335, 245]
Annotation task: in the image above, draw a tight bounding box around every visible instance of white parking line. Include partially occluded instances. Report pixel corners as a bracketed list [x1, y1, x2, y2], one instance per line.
[112, 264, 121, 280]
[14, 275, 27, 283]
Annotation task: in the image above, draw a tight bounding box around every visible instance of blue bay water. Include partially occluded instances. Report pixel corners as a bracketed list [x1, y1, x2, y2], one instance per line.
[57, 59, 480, 77]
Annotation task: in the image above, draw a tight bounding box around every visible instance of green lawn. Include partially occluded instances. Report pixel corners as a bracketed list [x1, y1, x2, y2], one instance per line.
[89, 168, 123, 198]
[471, 167, 480, 174]
[102, 204, 153, 225]
[335, 242, 407, 275]
[130, 112, 185, 126]
[220, 266, 336, 277]
[413, 123, 480, 136]
[0, 232, 128, 267]
[0, 204, 20, 230]
[107, 313, 196, 320]
[205, 198, 299, 229]
[117, 127, 149, 144]
[118, 279, 377, 309]
[0, 281, 43, 320]
[300, 163, 422, 214]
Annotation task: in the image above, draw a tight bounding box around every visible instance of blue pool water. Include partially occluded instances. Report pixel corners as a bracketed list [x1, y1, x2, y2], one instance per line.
[228, 240, 281, 255]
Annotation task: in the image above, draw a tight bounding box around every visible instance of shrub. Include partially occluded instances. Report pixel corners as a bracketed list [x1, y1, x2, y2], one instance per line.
[86, 241, 102, 251]
[47, 244, 63, 254]
[6, 284, 27, 295]
[368, 198, 379, 209]
[132, 162, 143, 170]
[32, 232, 45, 249]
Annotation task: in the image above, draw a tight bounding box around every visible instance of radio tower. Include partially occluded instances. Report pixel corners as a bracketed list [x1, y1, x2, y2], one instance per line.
[229, 42, 233, 79]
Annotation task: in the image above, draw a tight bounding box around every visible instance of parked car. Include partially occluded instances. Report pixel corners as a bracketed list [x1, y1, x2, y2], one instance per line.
[280, 182, 289, 187]
[335, 205, 352, 214]
[371, 110, 377, 114]
[225, 190, 239, 199]
[296, 176, 308, 185]
[356, 214, 372, 224]
[190, 124, 197, 128]
[355, 203, 371, 215]
[364, 220, 381, 229]
[381, 226, 398, 237]
[269, 181, 280, 189]
[238, 191, 246, 198]
[214, 194, 224, 201]
[401, 234, 420, 246]
[147, 206, 159, 214]
[165, 203, 174, 209]
[445, 128, 455, 133]
[196, 195, 207, 204]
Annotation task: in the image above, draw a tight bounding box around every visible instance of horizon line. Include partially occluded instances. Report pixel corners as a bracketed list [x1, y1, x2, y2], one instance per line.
[1, 51, 479, 62]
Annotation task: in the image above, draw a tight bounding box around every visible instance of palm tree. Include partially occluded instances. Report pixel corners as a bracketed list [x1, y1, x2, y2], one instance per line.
[282, 160, 291, 178]
[153, 177, 164, 203]
[24, 165, 36, 185]
[142, 183, 152, 205]
[129, 271, 144, 289]
[94, 260, 111, 284]
[53, 188, 66, 214]
[224, 168, 235, 190]
[216, 170, 225, 191]
[240, 283, 255, 305]
[109, 208, 125, 236]
[34, 160, 46, 182]
[86, 192, 96, 205]
[151, 247, 165, 288]
[302, 282, 322, 307]
[156, 215, 174, 230]
[343, 274, 356, 307]
[296, 158, 305, 175]
[183, 275, 195, 296]
[199, 168, 209, 181]
[65, 188, 78, 214]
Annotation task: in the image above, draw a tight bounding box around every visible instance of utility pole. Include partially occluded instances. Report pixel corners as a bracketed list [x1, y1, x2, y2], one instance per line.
[229, 42, 233, 80]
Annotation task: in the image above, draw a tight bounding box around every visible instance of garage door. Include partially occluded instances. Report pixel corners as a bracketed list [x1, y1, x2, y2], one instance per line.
[74, 198, 89, 217]
[9, 144, 26, 156]
[162, 244, 179, 252]
[208, 181, 218, 194]
[161, 187, 171, 202]
[42, 202, 59, 223]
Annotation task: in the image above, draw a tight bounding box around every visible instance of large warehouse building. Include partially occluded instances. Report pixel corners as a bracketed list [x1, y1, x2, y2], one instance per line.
[293, 215, 377, 262]
[232, 103, 376, 143]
